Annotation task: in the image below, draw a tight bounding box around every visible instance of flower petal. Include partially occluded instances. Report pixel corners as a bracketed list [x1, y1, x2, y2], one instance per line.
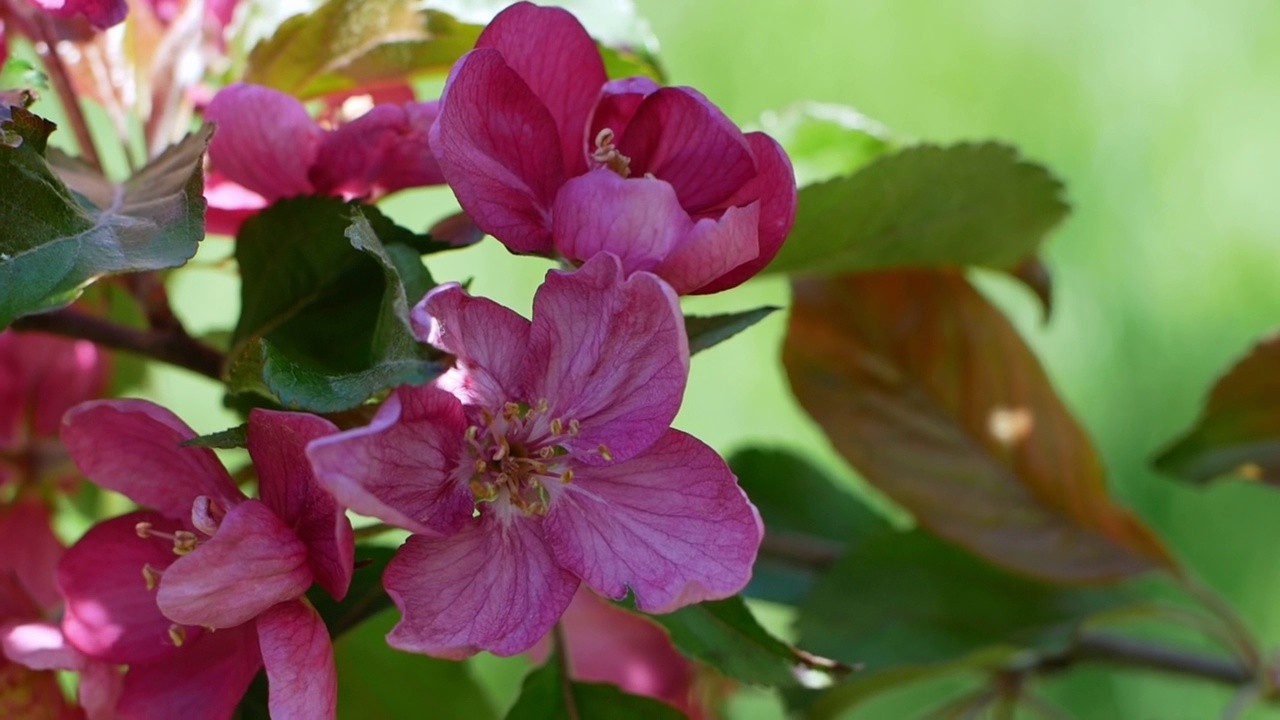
[431, 49, 565, 254]
[31, 0, 128, 28]
[414, 282, 532, 408]
[588, 77, 661, 145]
[205, 83, 322, 200]
[653, 202, 760, 295]
[617, 87, 756, 213]
[2, 621, 81, 671]
[202, 170, 269, 237]
[552, 172, 692, 274]
[0, 330, 106, 442]
[58, 512, 193, 664]
[258, 601, 336, 720]
[117, 623, 261, 720]
[62, 400, 242, 519]
[385, 514, 578, 658]
[545, 430, 761, 612]
[693, 132, 798, 294]
[157, 500, 312, 629]
[249, 410, 354, 601]
[524, 254, 688, 464]
[476, 2, 607, 176]
[310, 101, 445, 197]
[307, 385, 473, 537]
[0, 498, 64, 610]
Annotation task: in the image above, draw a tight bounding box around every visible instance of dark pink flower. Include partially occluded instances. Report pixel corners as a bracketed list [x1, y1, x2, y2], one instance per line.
[308, 253, 762, 658]
[57, 401, 353, 719]
[26, 0, 127, 29]
[203, 83, 445, 235]
[430, 2, 796, 294]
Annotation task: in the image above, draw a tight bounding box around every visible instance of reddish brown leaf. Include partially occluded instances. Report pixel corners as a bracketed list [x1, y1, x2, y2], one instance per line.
[783, 270, 1175, 583]
[1156, 333, 1280, 485]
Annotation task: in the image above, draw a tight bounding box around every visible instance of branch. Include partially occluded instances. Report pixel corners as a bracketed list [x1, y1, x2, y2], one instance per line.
[33, 16, 103, 173]
[12, 308, 224, 381]
[1061, 633, 1253, 686]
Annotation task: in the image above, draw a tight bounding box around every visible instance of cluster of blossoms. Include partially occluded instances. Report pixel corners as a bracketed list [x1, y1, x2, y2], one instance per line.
[2, 2, 796, 717]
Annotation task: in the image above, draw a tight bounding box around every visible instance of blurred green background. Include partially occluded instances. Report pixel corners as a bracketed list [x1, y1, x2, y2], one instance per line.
[131, 0, 1280, 717]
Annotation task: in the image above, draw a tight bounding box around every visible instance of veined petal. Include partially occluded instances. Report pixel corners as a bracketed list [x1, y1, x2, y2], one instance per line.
[552, 172, 692, 274]
[524, 254, 688, 464]
[653, 202, 760, 295]
[694, 133, 798, 294]
[588, 77, 661, 147]
[545, 430, 761, 612]
[307, 385, 473, 537]
[157, 500, 311, 629]
[58, 512, 194, 664]
[431, 49, 565, 254]
[117, 623, 261, 720]
[0, 499, 64, 611]
[385, 514, 578, 658]
[62, 400, 242, 519]
[205, 83, 322, 200]
[617, 87, 756, 213]
[476, 2, 607, 176]
[310, 101, 446, 197]
[249, 410, 353, 601]
[413, 283, 532, 408]
[258, 601, 336, 720]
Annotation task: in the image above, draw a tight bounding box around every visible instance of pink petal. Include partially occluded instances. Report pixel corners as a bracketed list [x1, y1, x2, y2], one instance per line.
[545, 430, 761, 613]
[157, 500, 312, 629]
[29, 0, 128, 28]
[694, 133, 798, 294]
[552, 171, 692, 274]
[384, 513, 579, 658]
[205, 83, 322, 200]
[79, 658, 125, 720]
[2, 621, 82, 671]
[306, 385, 473, 537]
[0, 498, 64, 610]
[58, 512, 194, 664]
[257, 601, 336, 720]
[414, 282, 532, 408]
[617, 87, 756, 213]
[202, 171, 269, 237]
[588, 77, 661, 145]
[0, 330, 107, 441]
[249, 410, 353, 601]
[431, 49, 565, 254]
[117, 623, 261, 720]
[476, 2, 607, 176]
[524, 254, 688, 465]
[62, 400, 243, 519]
[311, 101, 445, 198]
[653, 202, 761, 295]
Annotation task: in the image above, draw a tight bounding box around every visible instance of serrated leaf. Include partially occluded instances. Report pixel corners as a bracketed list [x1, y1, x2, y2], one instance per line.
[227, 197, 436, 412]
[307, 544, 397, 638]
[1155, 334, 1280, 485]
[506, 646, 684, 720]
[783, 270, 1176, 583]
[180, 424, 248, 449]
[0, 111, 209, 327]
[765, 143, 1068, 313]
[244, 0, 482, 98]
[685, 306, 777, 355]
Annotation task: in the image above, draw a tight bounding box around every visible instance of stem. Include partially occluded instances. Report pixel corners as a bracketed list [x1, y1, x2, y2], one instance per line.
[1047, 633, 1252, 686]
[552, 622, 580, 720]
[1178, 574, 1263, 675]
[12, 308, 223, 380]
[33, 17, 103, 172]
[758, 529, 844, 570]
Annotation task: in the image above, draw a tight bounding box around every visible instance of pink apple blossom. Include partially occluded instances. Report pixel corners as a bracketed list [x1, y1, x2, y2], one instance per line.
[430, 2, 797, 294]
[307, 253, 762, 658]
[56, 401, 353, 719]
[202, 83, 446, 235]
[25, 0, 127, 29]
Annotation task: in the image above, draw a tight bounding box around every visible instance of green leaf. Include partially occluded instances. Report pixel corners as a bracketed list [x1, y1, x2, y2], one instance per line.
[227, 198, 437, 412]
[636, 595, 846, 688]
[764, 143, 1068, 310]
[685, 306, 778, 355]
[0, 111, 209, 327]
[757, 102, 893, 186]
[180, 424, 248, 449]
[1155, 334, 1280, 485]
[336, 609, 497, 720]
[506, 646, 683, 720]
[307, 545, 397, 638]
[244, 0, 482, 98]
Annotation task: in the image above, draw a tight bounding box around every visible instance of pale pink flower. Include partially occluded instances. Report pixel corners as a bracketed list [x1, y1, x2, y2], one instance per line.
[308, 253, 762, 658]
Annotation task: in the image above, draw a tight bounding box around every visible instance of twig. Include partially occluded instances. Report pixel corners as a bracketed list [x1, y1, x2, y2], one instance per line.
[758, 529, 844, 570]
[33, 16, 103, 173]
[1041, 633, 1252, 686]
[12, 308, 223, 380]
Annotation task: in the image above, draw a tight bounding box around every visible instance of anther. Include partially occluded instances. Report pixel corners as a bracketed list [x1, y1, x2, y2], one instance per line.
[172, 531, 199, 556]
[560, 469, 574, 484]
[550, 418, 564, 435]
[568, 419, 581, 436]
[598, 444, 613, 462]
[135, 522, 154, 539]
[142, 563, 162, 591]
[167, 624, 186, 647]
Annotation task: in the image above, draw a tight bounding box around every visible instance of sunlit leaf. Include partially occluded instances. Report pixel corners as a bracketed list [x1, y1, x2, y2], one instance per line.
[1155, 334, 1280, 485]
[506, 645, 683, 720]
[244, 0, 482, 98]
[783, 270, 1176, 583]
[0, 111, 209, 327]
[685, 306, 778, 355]
[756, 102, 892, 186]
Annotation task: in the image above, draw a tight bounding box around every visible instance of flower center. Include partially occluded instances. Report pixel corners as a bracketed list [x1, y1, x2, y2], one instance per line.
[465, 399, 582, 518]
[592, 128, 632, 178]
